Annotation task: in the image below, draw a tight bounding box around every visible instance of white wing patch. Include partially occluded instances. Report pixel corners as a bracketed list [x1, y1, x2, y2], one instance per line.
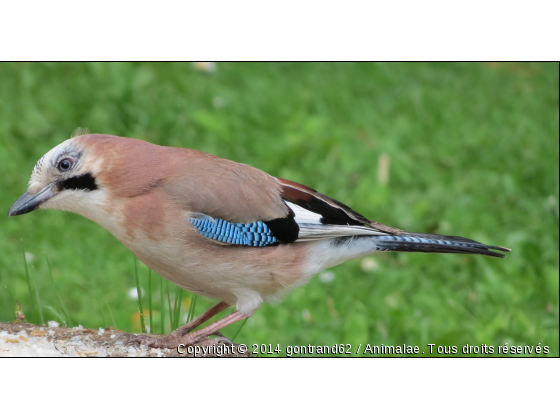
[286, 201, 384, 241]
[286, 201, 322, 224]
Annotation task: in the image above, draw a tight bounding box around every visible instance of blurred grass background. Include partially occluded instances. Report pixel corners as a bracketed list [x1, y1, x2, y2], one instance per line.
[0, 62, 557, 356]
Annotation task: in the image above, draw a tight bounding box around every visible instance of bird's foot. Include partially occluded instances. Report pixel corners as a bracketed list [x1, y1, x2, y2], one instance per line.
[127, 308, 248, 354]
[125, 316, 209, 348]
[127, 330, 232, 350]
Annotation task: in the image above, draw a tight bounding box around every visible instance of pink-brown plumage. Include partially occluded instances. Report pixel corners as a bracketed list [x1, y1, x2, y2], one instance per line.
[74, 134, 315, 313]
[81, 134, 289, 222]
[9, 133, 509, 347]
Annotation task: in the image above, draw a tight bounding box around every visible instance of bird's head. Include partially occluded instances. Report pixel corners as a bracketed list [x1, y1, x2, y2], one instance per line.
[8, 136, 106, 217]
[9, 133, 174, 225]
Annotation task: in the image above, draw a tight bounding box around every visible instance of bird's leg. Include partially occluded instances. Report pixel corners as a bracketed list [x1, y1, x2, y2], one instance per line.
[128, 301, 230, 347]
[169, 301, 230, 337]
[175, 310, 249, 347]
[130, 310, 249, 350]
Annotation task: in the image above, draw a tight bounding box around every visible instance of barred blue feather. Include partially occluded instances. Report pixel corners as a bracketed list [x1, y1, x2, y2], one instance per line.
[370, 234, 509, 257]
[372, 235, 470, 251]
[189, 217, 278, 246]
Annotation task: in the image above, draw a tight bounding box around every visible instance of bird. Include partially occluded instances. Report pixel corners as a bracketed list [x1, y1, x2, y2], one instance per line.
[8, 133, 510, 348]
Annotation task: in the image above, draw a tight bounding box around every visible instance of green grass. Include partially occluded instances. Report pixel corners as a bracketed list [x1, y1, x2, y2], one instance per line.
[0, 62, 558, 356]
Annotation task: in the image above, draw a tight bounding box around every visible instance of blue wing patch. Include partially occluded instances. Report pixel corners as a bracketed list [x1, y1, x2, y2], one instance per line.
[189, 216, 279, 246]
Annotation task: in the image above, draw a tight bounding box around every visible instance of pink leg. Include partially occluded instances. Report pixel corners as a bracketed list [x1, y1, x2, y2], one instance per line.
[178, 310, 249, 345]
[128, 302, 250, 349]
[128, 301, 231, 347]
[158, 311, 249, 349]
[170, 301, 230, 337]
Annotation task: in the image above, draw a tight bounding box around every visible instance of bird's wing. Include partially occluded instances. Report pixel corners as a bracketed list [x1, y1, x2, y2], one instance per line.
[277, 178, 404, 241]
[162, 149, 290, 219]
[163, 149, 402, 246]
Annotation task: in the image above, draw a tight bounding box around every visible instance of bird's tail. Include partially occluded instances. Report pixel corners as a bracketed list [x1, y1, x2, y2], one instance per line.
[371, 233, 511, 258]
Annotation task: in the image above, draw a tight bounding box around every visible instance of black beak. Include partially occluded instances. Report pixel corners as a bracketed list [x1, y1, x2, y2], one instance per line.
[8, 183, 57, 216]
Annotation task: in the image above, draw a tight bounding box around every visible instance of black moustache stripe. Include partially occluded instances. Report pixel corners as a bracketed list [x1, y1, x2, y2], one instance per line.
[58, 173, 98, 191]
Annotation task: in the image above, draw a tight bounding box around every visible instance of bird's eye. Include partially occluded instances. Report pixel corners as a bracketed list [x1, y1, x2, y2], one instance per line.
[57, 158, 73, 172]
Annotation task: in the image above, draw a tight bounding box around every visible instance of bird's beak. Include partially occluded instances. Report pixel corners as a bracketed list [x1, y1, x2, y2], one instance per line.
[8, 183, 57, 216]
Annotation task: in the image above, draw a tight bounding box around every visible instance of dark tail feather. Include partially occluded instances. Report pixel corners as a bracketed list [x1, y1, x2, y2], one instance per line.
[372, 233, 511, 258]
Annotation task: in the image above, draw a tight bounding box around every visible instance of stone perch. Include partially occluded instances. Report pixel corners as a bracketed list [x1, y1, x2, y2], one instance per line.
[0, 322, 249, 357]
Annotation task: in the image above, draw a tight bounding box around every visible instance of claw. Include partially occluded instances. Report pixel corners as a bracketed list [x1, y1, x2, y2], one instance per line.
[126, 334, 144, 344]
[126, 330, 234, 350]
[210, 331, 233, 345]
[210, 330, 226, 338]
[127, 334, 157, 347]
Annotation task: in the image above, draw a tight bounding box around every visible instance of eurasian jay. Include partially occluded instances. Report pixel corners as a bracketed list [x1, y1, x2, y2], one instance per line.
[8, 134, 510, 348]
